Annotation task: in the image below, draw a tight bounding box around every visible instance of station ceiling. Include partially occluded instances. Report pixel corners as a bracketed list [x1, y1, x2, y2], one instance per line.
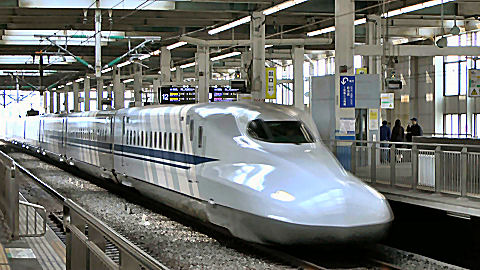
[0, 0, 477, 90]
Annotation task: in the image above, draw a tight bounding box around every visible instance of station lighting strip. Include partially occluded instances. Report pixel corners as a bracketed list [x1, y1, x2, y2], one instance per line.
[307, 0, 456, 37]
[208, 0, 309, 35]
[167, 41, 188, 50]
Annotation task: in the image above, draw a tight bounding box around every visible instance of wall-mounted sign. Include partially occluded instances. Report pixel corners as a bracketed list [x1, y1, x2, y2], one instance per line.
[380, 93, 394, 109]
[355, 67, 368, 74]
[265, 67, 277, 99]
[469, 69, 480, 97]
[368, 109, 379, 131]
[339, 75, 355, 108]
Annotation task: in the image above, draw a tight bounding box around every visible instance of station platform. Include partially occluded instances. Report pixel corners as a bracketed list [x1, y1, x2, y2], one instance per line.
[0, 200, 65, 270]
[373, 185, 480, 217]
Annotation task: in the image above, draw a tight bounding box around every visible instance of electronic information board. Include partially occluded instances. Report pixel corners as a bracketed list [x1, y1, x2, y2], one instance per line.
[160, 86, 196, 104]
[209, 87, 238, 102]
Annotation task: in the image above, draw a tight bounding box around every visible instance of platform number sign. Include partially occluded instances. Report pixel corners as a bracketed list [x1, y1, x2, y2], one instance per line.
[339, 75, 355, 108]
[265, 67, 277, 99]
[468, 70, 480, 97]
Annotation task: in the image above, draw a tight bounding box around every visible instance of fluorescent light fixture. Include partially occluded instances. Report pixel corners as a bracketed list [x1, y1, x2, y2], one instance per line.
[211, 52, 241, 62]
[52, 88, 56, 91]
[103, 85, 108, 89]
[307, 0, 454, 37]
[263, 0, 309, 16]
[170, 67, 177, 72]
[58, 85, 64, 89]
[166, 41, 187, 50]
[117, 61, 132, 68]
[101, 67, 113, 74]
[75, 78, 84, 83]
[265, 44, 273, 48]
[66, 82, 73, 86]
[180, 62, 196, 69]
[123, 78, 134, 83]
[139, 54, 151, 60]
[152, 49, 161, 56]
[208, 16, 251, 35]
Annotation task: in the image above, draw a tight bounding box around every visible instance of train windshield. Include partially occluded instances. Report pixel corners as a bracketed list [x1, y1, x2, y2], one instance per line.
[247, 119, 315, 144]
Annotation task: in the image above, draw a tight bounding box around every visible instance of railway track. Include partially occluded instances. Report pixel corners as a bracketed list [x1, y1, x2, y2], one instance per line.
[8, 146, 463, 270]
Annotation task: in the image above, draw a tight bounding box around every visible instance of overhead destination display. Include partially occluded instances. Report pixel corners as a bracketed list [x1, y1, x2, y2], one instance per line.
[209, 86, 239, 102]
[160, 86, 196, 104]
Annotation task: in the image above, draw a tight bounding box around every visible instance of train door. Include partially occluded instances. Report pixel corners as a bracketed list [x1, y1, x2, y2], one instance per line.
[196, 119, 206, 158]
[121, 116, 126, 166]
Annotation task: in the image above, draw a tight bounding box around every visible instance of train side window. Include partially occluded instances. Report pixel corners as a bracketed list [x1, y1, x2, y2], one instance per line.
[141, 131, 144, 146]
[189, 120, 194, 141]
[154, 132, 157, 148]
[198, 126, 203, 148]
[150, 131, 153, 148]
[168, 133, 172, 150]
[174, 133, 177, 151]
[133, 131, 136, 145]
[180, 133, 184, 152]
[129, 130, 133, 145]
[164, 133, 167, 149]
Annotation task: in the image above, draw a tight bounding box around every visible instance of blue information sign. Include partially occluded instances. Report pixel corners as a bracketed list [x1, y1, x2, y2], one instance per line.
[339, 75, 355, 108]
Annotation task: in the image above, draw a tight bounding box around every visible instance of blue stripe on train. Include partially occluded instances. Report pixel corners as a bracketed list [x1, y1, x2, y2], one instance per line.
[47, 135, 218, 166]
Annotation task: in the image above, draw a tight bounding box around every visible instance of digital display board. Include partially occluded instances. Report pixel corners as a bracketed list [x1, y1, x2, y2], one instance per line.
[209, 87, 238, 102]
[160, 86, 196, 104]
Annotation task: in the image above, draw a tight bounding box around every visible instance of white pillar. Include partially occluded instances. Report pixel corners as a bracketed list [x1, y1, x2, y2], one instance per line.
[335, 0, 355, 140]
[153, 78, 160, 104]
[196, 46, 209, 103]
[113, 67, 124, 109]
[250, 11, 266, 101]
[160, 47, 171, 83]
[240, 50, 251, 80]
[84, 77, 90, 111]
[176, 68, 183, 84]
[97, 79, 104, 110]
[292, 46, 305, 109]
[134, 65, 142, 107]
[73, 82, 80, 112]
[367, 15, 382, 75]
[95, 8, 102, 78]
[107, 84, 112, 110]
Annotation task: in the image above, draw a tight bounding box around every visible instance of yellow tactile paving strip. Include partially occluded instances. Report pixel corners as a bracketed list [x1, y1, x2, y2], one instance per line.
[0, 243, 10, 270]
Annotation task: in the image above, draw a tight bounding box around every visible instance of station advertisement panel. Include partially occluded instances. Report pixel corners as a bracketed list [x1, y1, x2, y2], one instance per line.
[265, 67, 277, 99]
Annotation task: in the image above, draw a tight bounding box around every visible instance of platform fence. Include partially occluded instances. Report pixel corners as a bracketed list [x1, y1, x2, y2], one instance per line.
[0, 147, 170, 270]
[326, 140, 480, 199]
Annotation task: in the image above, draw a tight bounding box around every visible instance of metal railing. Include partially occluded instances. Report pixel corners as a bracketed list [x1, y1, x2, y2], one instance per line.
[0, 150, 19, 239]
[0, 147, 170, 270]
[326, 140, 480, 199]
[64, 199, 170, 270]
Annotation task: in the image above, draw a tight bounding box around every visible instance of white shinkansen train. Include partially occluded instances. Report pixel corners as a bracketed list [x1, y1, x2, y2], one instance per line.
[2, 102, 393, 245]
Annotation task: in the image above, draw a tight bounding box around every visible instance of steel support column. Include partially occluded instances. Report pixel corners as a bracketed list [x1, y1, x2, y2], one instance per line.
[84, 76, 90, 111]
[153, 78, 160, 104]
[97, 79, 104, 110]
[49, 90, 54, 113]
[196, 46, 209, 103]
[64, 87, 69, 113]
[134, 65, 142, 107]
[292, 46, 304, 110]
[250, 11, 265, 101]
[176, 68, 183, 84]
[73, 82, 80, 112]
[160, 47, 171, 83]
[56, 91, 60, 113]
[335, 0, 355, 140]
[113, 67, 124, 109]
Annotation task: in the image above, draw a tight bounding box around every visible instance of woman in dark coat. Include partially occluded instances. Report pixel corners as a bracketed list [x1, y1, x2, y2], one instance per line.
[391, 119, 405, 143]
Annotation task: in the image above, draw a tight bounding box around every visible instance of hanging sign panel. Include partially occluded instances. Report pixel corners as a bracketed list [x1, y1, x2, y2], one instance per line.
[380, 93, 394, 109]
[469, 69, 480, 97]
[265, 67, 277, 99]
[339, 75, 355, 108]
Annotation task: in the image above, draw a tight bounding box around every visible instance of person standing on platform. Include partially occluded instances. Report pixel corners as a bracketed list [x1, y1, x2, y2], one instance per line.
[409, 117, 423, 138]
[380, 120, 391, 163]
[391, 119, 405, 144]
